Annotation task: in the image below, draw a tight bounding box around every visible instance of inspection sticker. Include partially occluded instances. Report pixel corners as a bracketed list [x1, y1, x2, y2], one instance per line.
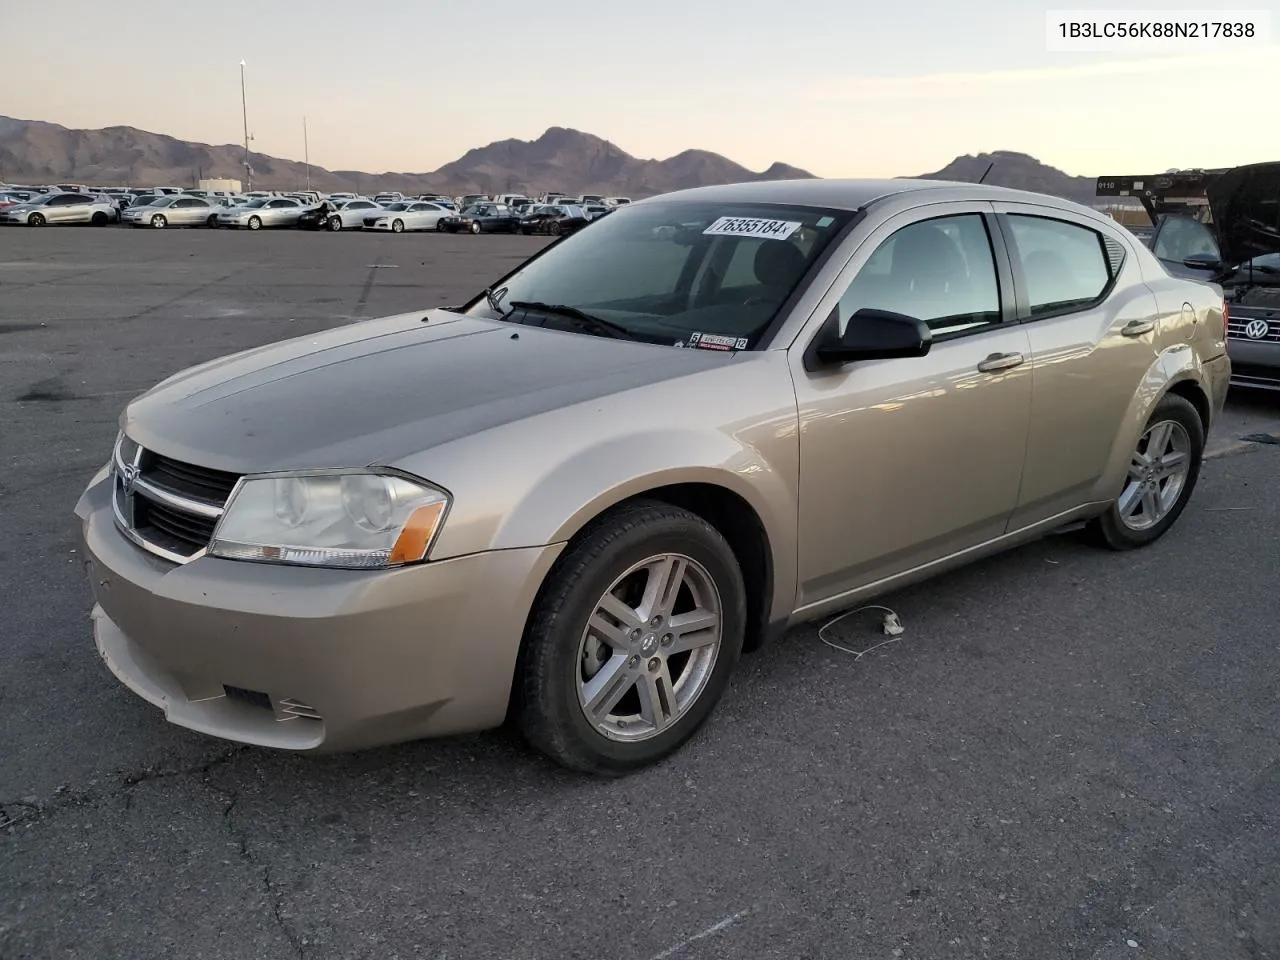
[703, 216, 801, 240]
[687, 332, 749, 351]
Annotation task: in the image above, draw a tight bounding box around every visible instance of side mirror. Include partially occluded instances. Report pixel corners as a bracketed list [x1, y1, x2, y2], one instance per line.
[805, 307, 932, 371]
[1181, 252, 1222, 271]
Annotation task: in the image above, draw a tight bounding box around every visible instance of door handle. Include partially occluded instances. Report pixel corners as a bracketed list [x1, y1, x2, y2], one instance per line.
[976, 351, 1025, 373]
[1121, 319, 1156, 337]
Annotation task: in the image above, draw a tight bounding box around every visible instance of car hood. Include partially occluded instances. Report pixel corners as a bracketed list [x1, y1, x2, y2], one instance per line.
[1206, 162, 1280, 268]
[122, 310, 730, 475]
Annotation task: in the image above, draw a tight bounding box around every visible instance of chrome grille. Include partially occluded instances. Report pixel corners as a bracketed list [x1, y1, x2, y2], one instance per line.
[1227, 317, 1280, 342]
[112, 436, 241, 564]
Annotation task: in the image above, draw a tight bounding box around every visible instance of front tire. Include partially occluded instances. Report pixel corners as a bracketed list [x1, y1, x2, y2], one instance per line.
[28, 213, 45, 227]
[516, 500, 746, 776]
[91, 212, 109, 226]
[469, 221, 482, 234]
[328, 216, 343, 232]
[207, 214, 219, 228]
[151, 214, 167, 229]
[1088, 393, 1204, 550]
[247, 215, 262, 231]
[391, 218, 404, 234]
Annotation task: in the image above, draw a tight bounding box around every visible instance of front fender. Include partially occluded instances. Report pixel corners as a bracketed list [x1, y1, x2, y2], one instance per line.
[479, 428, 797, 627]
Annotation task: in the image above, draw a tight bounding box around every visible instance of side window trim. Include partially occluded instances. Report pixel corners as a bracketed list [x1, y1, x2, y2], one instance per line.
[994, 211, 1119, 323]
[803, 206, 1016, 352]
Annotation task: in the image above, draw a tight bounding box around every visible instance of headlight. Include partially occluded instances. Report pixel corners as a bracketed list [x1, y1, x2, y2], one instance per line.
[208, 471, 450, 569]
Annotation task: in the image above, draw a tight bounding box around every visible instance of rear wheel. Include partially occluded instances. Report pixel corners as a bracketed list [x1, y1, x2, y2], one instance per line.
[1087, 393, 1204, 550]
[517, 500, 746, 776]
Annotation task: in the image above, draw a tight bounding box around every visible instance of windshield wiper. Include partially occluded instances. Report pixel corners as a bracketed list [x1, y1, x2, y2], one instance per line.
[506, 301, 640, 340]
[483, 286, 508, 313]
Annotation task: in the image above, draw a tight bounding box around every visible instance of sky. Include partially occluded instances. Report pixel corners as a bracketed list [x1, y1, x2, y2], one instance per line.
[3, 0, 1278, 178]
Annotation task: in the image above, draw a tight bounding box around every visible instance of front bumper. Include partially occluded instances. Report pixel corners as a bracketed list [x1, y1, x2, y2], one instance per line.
[1227, 336, 1280, 391]
[75, 467, 562, 753]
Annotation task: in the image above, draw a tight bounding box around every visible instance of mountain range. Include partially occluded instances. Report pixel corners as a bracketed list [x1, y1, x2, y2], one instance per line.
[0, 115, 1106, 205]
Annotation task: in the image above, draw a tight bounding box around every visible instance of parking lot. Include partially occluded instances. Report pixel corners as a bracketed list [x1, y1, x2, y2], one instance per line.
[2, 228, 1279, 960]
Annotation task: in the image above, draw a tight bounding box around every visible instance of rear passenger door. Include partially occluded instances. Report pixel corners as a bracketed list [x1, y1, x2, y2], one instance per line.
[990, 203, 1162, 528]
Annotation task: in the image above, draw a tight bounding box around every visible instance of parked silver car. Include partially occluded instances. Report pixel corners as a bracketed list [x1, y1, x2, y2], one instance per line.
[216, 197, 305, 230]
[324, 198, 385, 231]
[121, 194, 222, 229]
[0, 192, 117, 226]
[76, 179, 1230, 775]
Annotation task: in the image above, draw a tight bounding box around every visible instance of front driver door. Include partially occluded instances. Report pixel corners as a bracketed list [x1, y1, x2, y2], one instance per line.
[789, 203, 1034, 608]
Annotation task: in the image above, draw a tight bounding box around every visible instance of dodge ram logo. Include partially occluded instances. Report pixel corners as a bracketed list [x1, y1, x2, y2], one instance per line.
[120, 462, 140, 495]
[1244, 319, 1270, 340]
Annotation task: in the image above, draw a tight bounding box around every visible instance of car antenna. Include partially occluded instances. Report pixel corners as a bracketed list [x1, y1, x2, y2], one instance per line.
[977, 161, 995, 184]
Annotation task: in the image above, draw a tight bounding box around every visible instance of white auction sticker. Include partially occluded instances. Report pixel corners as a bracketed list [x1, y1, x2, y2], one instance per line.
[703, 216, 801, 241]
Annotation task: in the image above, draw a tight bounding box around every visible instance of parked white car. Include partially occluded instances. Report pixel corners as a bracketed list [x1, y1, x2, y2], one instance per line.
[364, 201, 452, 233]
[324, 198, 385, 231]
[121, 194, 222, 228]
[216, 197, 306, 230]
[0, 192, 117, 226]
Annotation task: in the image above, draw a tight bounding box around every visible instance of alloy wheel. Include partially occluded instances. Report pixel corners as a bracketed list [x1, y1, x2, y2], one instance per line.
[1117, 419, 1191, 531]
[576, 553, 722, 742]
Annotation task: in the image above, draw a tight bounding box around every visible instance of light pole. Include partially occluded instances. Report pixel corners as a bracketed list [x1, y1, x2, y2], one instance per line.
[239, 59, 252, 192]
[303, 116, 311, 192]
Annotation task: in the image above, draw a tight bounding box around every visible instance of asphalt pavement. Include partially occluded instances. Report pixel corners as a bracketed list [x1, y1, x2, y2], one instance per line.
[1, 227, 1278, 960]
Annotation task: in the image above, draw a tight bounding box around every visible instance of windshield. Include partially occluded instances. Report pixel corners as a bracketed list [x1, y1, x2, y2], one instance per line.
[242, 198, 269, 208]
[463, 200, 853, 348]
[151, 197, 177, 208]
[382, 202, 410, 211]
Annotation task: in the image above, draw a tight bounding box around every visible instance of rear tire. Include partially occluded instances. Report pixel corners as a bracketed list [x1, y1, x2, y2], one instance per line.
[1087, 393, 1204, 550]
[516, 500, 746, 776]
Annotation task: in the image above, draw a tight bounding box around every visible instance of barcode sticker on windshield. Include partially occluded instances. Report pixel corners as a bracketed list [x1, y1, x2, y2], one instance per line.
[703, 216, 801, 240]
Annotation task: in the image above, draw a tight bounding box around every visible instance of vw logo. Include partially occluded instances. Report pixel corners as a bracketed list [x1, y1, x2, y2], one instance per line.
[1244, 319, 1270, 340]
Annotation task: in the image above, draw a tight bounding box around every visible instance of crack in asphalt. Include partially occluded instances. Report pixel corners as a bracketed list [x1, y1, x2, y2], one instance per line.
[2, 743, 310, 956]
[0, 745, 249, 830]
[219, 791, 308, 959]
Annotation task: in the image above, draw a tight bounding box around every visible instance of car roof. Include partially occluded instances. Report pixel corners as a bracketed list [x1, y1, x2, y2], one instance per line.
[642, 177, 1093, 213]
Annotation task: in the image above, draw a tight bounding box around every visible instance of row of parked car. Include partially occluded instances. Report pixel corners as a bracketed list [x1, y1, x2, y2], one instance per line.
[0, 184, 624, 236]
